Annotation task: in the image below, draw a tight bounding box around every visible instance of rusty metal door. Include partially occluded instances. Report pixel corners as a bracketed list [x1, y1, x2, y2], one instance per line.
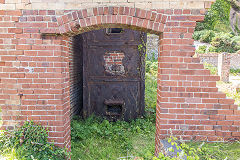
[81, 28, 146, 121]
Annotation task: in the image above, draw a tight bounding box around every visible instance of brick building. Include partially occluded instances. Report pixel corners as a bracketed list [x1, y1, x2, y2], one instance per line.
[0, 0, 240, 156]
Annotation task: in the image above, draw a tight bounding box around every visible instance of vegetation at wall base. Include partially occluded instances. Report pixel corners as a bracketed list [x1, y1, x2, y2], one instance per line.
[188, 141, 240, 160]
[71, 115, 156, 160]
[153, 138, 240, 160]
[0, 121, 69, 160]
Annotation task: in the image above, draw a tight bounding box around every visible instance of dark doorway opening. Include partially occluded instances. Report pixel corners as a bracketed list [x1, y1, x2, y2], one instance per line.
[70, 28, 147, 121]
[69, 28, 159, 160]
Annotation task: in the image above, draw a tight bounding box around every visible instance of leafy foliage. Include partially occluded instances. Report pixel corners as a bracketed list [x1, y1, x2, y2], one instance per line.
[153, 136, 240, 160]
[188, 141, 240, 160]
[195, 0, 231, 32]
[194, 0, 240, 53]
[152, 136, 206, 160]
[145, 61, 158, 77]
[193, 30, 240, 53]
[208, 46, 218, 53]
[145, 60, 158, 111]
[0, 121, 69, 160]
[193, 30, 216, 43]
[71, 115, 156, 160]
[196, 45, 208, 54]
[210, 32, 240, 53]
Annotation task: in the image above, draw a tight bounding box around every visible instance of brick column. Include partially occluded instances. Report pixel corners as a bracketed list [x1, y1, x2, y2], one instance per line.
[155, 9, 240, 156]
[218, 52, 230, 83]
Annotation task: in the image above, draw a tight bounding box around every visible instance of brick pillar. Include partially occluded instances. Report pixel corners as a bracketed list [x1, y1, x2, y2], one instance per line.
[218, 53, 230, 83]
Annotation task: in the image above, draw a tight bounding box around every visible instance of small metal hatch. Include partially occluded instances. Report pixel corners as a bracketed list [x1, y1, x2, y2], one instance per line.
[104, 99, 124, 116]
[106, 28, 123, 34]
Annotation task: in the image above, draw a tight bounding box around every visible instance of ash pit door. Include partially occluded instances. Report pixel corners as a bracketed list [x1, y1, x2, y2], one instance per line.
[81, 28, 146, 121]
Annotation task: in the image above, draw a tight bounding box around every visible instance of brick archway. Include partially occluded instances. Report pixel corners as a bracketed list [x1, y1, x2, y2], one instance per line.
[41, 7, 167, 35]
[0, 6, 239, 156]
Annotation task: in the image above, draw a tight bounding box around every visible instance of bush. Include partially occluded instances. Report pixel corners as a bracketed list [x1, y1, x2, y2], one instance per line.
[213, 21, 233, 33]
[145, 60, 152, 73]
[195, 22, 207, 31]
[195, 0, 231, 32]
[196, 45, 207, 54]
[232, 36, 240, 50]
[145, 60, 158, 112]
[193, 30, 215, 43]
[193, 30, 240, 53]
[208, 46, 218, 53]
[146, 60, 158, 77]
[200, 30, 216, 43]
[145, 73, 157, 111]
[211, 32, 239, 53]
[0, 121, 69, 160]
[193, 30, 203, 41]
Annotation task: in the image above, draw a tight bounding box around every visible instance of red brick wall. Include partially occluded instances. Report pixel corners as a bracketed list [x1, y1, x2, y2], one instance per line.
[0, 7, 239, 156]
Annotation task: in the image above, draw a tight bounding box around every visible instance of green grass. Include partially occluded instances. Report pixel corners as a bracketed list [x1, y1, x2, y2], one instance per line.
[188, 141, 240, 160]
[71, 114, 240, 160]
[71, 115, 156, 160]
[71, 60, 158, 160]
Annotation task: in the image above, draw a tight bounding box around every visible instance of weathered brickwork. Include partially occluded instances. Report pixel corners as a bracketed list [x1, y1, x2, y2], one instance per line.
[198, 53, 240, 69]
[0, 1, 240, 157]
[218, 53, 230, 83]
[0, 0, 215, 10]
[103, 51, 125, 75]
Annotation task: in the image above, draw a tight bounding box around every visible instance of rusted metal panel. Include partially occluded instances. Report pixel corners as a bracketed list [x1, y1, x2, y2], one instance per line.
[74, 28, 146, 121]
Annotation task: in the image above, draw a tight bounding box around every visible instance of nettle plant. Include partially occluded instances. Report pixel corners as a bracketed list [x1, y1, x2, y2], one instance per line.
[0, 121, 69, 160]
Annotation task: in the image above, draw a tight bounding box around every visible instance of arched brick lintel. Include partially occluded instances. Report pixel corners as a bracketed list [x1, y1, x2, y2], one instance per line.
[40, 6, 205, 36]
